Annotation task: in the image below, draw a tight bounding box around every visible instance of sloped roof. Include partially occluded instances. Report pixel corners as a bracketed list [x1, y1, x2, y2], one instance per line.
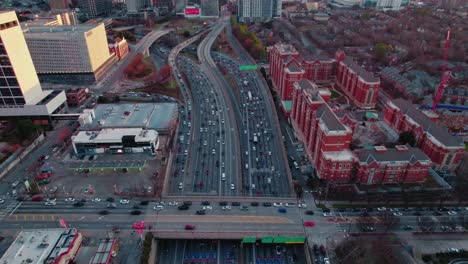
[391, 99, 463, 147]
[342, 57, 379, 83]
[287, 61, 303, 72]
[357, 147, 430, 164]
[316, 104, 346, 131]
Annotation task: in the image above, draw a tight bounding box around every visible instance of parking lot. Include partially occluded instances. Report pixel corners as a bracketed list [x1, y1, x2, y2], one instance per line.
[25, 136, 169, 199]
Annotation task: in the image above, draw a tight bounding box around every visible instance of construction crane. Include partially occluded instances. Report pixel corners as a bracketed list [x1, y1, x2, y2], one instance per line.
[432, 28, 451, 111]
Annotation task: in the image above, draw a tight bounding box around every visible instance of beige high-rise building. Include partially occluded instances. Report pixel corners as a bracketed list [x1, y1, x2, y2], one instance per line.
[22, 23, 115, 81]
[0, 11, 67, 120]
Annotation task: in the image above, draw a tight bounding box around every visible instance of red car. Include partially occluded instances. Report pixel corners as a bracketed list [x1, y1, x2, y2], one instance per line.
[31, 196, 43, 202]
[304, 221, 315, 227]
[185, 225, 196, 230]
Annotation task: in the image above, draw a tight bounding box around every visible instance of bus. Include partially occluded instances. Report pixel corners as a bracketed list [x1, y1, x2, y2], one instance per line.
[247, 91, 253, 101]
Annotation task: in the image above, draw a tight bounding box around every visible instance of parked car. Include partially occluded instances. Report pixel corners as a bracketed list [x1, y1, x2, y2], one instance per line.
[185, 225, 196, 230]
[130, 210, 141, 215]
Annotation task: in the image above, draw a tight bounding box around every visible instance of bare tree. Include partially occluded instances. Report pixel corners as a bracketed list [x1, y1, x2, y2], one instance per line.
[378, 211, 400, 232]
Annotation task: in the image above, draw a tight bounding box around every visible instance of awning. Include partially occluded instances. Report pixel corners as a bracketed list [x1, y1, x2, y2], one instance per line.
[273, 236, 288, 243]
[242, 237, 256, 243]
[261, 236, 274, 244]
[285, 236, 306, 244]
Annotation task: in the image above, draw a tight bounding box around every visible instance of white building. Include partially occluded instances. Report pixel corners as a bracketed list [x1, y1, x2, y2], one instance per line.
[0, 229, 83, 264]
[72, 128, 160, 154]
[22, 23, 116, 81]
[0, 11, 67, 121]
[237, 0, 282, 22]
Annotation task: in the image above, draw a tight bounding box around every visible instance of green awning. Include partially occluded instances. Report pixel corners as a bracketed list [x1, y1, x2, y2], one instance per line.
[242, 237, 256, 243]
[365, 112, 378, 119]
[285, 236, 306, 244]
[261, 236, 274, 243]
[273, 236, 288, 243]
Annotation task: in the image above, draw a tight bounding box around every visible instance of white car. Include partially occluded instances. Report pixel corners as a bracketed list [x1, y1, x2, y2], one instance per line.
[323, 212, 334, 217]
[91, 198, 101, 202]
[11, 181, 19, 188]
[230, 184, 235, 190]
[324, 257, 330, 264]
[65, 198, 75, 202]
[273, 203, 283, 207]
[222, 206, 232, 210]
[168, 202, 179, 206]
[45, 201, 56, 206]
[154, 205, 164, 210]
[285, 203, 295, 207]
[298, 203, 307, 208]
[46, 198, 56, 203]
[202, 206, 213, 210]
[377, 207, 386, 212]
[0, 199, 4, 204]
[448, 211, 458, 216]
[119, 199, 130, 204]
[179, 182, 183, 189]
[393, 212, 403, 216]
[44, 155, 50, 160]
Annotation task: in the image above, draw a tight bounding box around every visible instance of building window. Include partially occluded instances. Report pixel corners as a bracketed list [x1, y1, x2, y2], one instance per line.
[10, 88, 22, 96]
[0, 56, 11, 66]
[3, 98, 14, 105]
[0, 88, 11, 96]
[7, 78, 18, 87]
[1, 67, 14, 76]
[0, 45, 6, 55]
[14, 97, 25, 105]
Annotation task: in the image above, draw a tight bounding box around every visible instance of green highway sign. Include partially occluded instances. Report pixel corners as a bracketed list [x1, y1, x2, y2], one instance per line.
[239, 65, 258, 71]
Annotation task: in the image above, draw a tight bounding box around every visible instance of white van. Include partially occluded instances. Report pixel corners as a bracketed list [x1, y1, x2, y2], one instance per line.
[222, 173, 226, 181]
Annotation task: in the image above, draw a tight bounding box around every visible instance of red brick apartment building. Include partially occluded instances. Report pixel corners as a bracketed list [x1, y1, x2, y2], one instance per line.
[66, 88, 87, 106]
[291, 79, 354, 182]
[355, 145, 432, 184]
[108, 37, 129, 60]
[291, 80, 436, 184]
[268, 43, 335, 104]
[335, 50, 380, 109]
[384, 98, 465, 171]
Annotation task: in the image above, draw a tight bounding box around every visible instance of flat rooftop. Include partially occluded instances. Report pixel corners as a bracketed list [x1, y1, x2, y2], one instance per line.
[80, 103, 178, 132]
[0, 229, 79, 264]
[23, 25, 95, 34]
[73, 128, 158, 143]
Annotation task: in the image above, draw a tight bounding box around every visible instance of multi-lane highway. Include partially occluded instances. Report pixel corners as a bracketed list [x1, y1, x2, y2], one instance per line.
[213, 53, 291, 197]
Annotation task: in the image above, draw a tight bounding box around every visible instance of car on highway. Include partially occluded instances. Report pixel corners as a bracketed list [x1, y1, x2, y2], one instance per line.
[168, 202, 179, 206]
[304, 221, 315, 227]
[91, 198, 101, 202]
[230, 184, 235, 190]
[202, 206, 213, 210]
[393, 212, 403, 216]
[107, 203, 117, 208]
[11, 181, 19, 188]
[305, 210, 314, 215]
[278, 208, 287, 213]
[323, 212, 334, 217]
[448, 211, 458, 216]
[403, 225, 414, 230]
[0, 199, 4, 204]
[221, 206, 231, 210]
[251, 202, 259, 206]
[73, 202, 84, 207]
[106, 197, 115, 202]
[130, 210, 141, 215]
[99, 210, 110, 215]
[196, 210, 206, 215]
[273, 203, 283, 207]
[154, 205, 164, 211]
[185, 225, 196, 230]
[119, 199, 130, 204]
[231, 202, 241, 206]
[285, 203, 295, 207]
[65, 197, 75, 202]
[44, 201, 56, 206]
[298, 203, 307, 208]
[178, 205, 189, 210]
[322, 208, 331, 213]
[240, 206, 249, 211]
[263, 202, 272, 207]
[178, 182, 183, 189]
[219, 201, 228, 206]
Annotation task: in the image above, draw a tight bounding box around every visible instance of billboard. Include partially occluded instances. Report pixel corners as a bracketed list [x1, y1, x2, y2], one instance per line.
[185, 7, 200, 15]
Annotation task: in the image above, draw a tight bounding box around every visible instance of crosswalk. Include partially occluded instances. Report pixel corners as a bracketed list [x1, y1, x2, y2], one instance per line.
[0, 201, 21, 221]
